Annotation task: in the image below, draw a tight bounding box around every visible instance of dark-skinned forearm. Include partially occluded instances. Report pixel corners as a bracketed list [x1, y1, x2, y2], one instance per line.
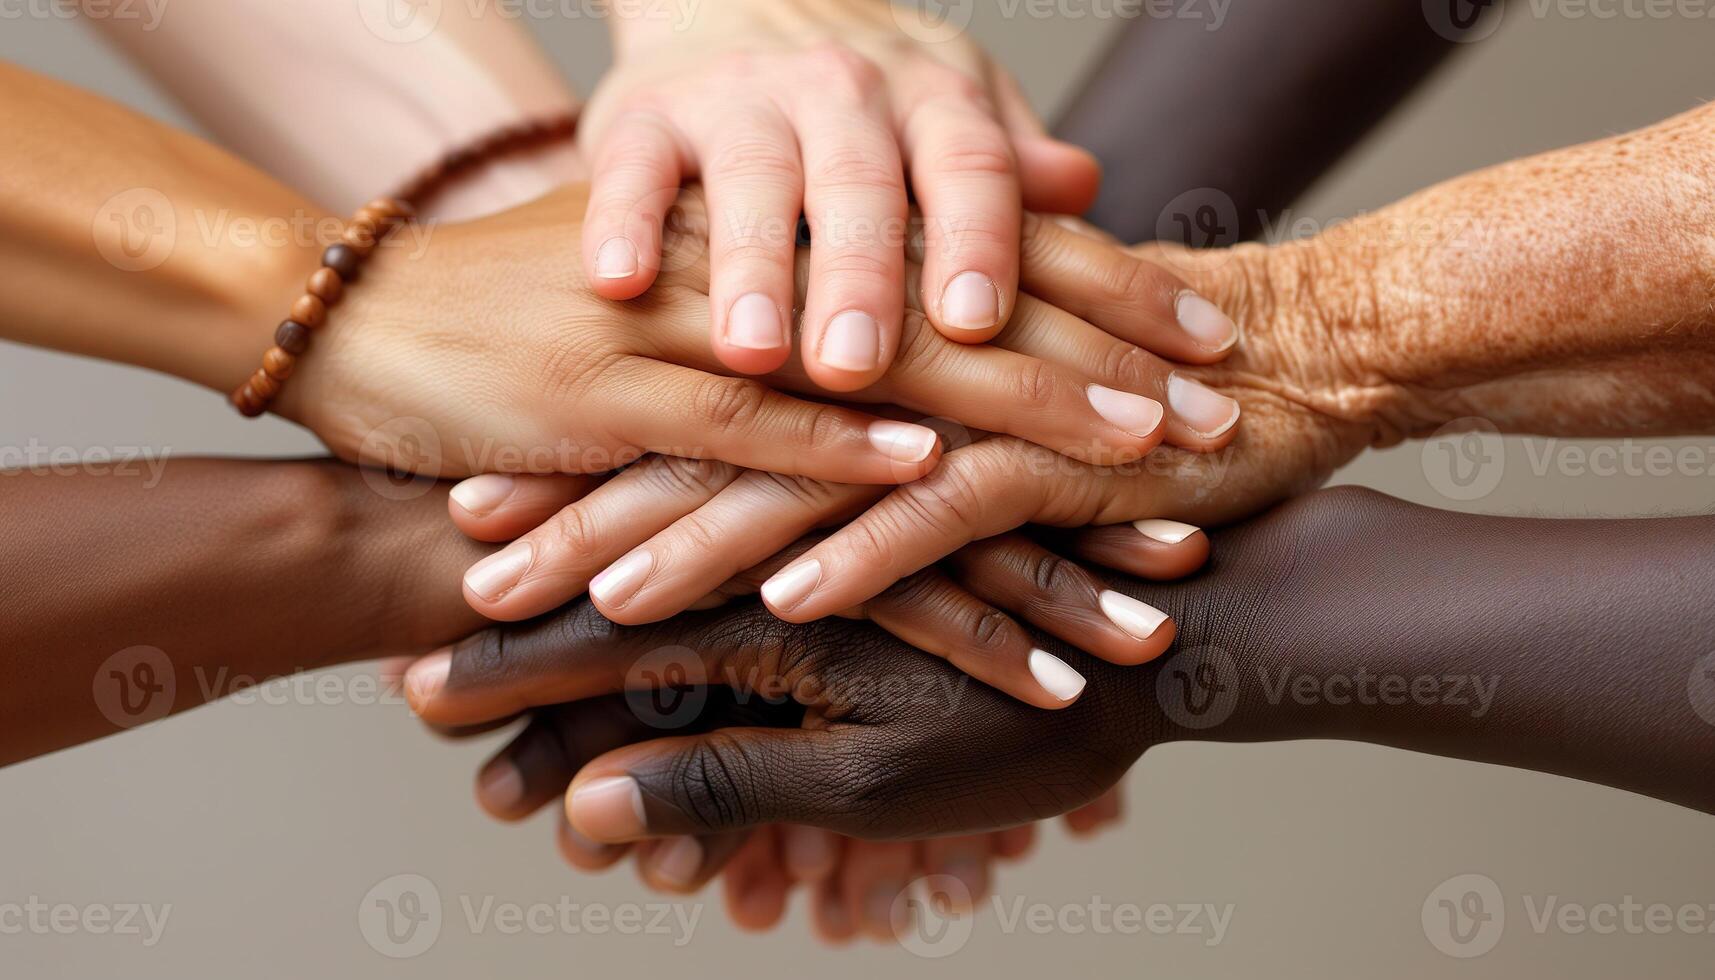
[0, 459, 486, 765]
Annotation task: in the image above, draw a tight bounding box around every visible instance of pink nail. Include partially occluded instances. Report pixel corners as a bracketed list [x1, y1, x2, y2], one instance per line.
[568, 775, 647, 840]
[589, 550, 652, 609]
[1087, 384, 1165, 437]
[1175, 291, 1238, 351]
[726, 293, 787, 350]
[479, 759, 525, 810]
[820, 310, 880, 371]
[867, 421, 939, 463]
[463, 541, 533, 603]
[941, 271, 999, 331]
[761, 559, 822, 612]
[448, 474, 515, 517]
[594, 237, 638, 279]
[1168, 373, 1240, 437]
[651, 836, 704, 889]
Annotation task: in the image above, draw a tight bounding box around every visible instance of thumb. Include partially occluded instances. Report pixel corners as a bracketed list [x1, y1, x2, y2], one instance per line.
[565, 728, 868, 841]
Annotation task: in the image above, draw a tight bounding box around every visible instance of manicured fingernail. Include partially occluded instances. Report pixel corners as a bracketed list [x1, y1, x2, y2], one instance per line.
[1087, 384, 1164, 438]
[569, 775, 646, 840]
[1028, 648, 1086, 702]
[448, 473, 515, 518]
[478, 759, 525, 810]
[464, 541, 533, 603]
[867, 420, 939, 463]
[941, 271, 999, 331]
[782, 825, 838, 879]
[727, 292, 787, 350]
[761, 559, 821, 612]
[594, 237, 638, 279]
[1098, 590, 1170, 640]
[1176, 291, 1238, 351]
[820, 310, 880, 371]
[405, 649, 450, 711]
[1168, 373, 1240, 437]
[589, 550, 652, 608]
[652, 836, 704, 890]
[1133, 518, 1198, 544]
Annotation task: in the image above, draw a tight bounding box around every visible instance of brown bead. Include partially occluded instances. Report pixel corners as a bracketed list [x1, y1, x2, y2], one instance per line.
[306, 267, 343, 304]
[322, 244, 362, 281]
[274, 320, 312, 355]
[342, 217, 380, 254]
[290, 293, 327, 329]
[235, 384, 267, 417]
[249, 369, 281, 400]
[263, 346, 297, 381]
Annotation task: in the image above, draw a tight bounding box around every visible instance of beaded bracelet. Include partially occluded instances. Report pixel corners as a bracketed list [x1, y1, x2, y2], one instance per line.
[229, 112, 579, 417]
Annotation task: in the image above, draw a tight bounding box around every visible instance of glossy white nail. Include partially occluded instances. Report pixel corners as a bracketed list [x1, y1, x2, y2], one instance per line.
[1087, 384, 1165, 438]
[589, 550, 652, 608]
[1098, 590, 1170, 640]
[868, 421, 939, 463]
[1175, 291, 1239, 352]
[1168, 373, 1240, 438]
[1133, 519, 1199, 544]
[761, 559, 822, 612]
[1027, 648, 1086, 702]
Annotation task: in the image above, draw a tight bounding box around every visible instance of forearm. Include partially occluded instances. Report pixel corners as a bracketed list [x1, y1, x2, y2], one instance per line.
[1292, 101, 1715, 440]
[0, 62, 325, 395]
[83, 0, 584, 219]
[1149, 488, 1715, 812]
[0, 458, 487, 766]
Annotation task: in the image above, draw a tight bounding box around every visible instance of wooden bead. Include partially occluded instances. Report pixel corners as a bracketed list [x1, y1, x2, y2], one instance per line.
[275, 320, 312, 355]
[235, 383, 267, 416]
[342, 217, 380, 253]
[306, 267, 343, 304]
[290, 293, 327, 329]
[249, 369, 281, 400]
[263, 347, 297, 381]
[322, 244, 362, 281]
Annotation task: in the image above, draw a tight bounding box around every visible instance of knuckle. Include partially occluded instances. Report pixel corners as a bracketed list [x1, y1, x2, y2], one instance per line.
[810, 141, 903, 198]
[648, 456, 735, 499]
[814, 245, 896, 284]
[894, 462, 985, 534]
[1099, 341, 1161, 393]
[670, 511, 725, 558]
[665, 732, 762, 830]
[1023, 550, 1081, 596]
[802, 43, 883, 94]
[693, 376, 771, 432]
[758, 470, 844, 509]
[547, 505, 601, 558]
[925, 132, 1015, 180]
[965, 607, 1016, 652]
[1011, 358, 1060, 413]
[705, 134, 801, 186]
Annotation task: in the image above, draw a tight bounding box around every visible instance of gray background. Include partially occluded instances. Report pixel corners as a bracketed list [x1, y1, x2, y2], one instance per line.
[3, 2, 1714, 977]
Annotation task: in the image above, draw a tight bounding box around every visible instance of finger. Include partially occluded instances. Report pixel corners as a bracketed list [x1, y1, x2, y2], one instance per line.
[590, 472, 883, 625]
[813, 875, 859, 945]
[858, 567, 1087, 708]
[697, 107, 802, 375]
[838, 839, 916, 942]
[989, 822, 1036, 861]
[474, 696, 648, 822]
[582, 111, 687, 299]
[634, 831, 751, 895]
[947, 534, 1176, 667]
[447, 473, 601, 543]
[721, 827, 792, 931]
[918, 835, 990, 912]
[461, 456, 741, 622]
[1017, 211, 1240, 362]
[988, 65, 1102, 216]
[1060, 518, 1212, 580]
[596, 357, 943, 483]
[896, 76, 1021, 342]
[993, 294, 1241, 449]
[791, 49, 909, 391]
[781, 825, 841, 883]
[1063, 785, 1123, 837]
[556, 812, 632, 873]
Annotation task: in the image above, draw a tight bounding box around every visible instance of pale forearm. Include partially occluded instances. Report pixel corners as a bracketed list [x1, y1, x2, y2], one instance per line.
[83, 0, 584, 219]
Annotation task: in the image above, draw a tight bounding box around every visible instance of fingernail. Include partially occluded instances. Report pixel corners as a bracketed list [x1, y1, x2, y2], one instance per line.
[782, 825, 837, 879]
[405, 649, 450, 711]
[1098, 590, 1170, 641]
[820, 310, 880, 371]
[594, 237, 638, 279]
[448, 473, 515, 517]
[478, 759, 525, 810]
[760, 559, 821, 612]
[464, 541, 533, 603]
[559, 817, 612, 857]
[1028, 648, 1086, 702]
[867, 421, 939, 464]
[941, 271, 999, 331]
[651, 836, 704, 890]
[569, 775, 647, 840]
[1168, 373, 1240, 437]
[589, 550, 652, 609]
[727, 292, 787, 350]
[1087, 384, 1164, 438]
[1133, 518, 1198, 544]
[1175, 291, 1238, 351]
